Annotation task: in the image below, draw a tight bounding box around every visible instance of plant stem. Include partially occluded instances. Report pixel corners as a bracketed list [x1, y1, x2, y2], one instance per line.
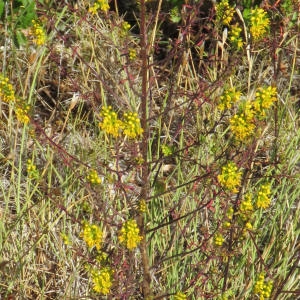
[138, 0, 152, 298]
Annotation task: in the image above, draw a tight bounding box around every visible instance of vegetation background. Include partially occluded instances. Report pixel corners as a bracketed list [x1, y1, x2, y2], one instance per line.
[0, 0, 299, 299]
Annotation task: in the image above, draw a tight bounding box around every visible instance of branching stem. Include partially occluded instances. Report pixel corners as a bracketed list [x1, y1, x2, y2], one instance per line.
[138, 0, 152, 297]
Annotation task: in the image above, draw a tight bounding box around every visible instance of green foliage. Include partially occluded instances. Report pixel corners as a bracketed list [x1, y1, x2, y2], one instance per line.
[14, 0, 36, 28]
[0, 0, 37, 47]
[0, 1, 4, 18]
[169, 6, 181, 23]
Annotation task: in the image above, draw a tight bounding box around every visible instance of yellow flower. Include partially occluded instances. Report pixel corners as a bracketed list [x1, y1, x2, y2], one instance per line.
[229, 23, 244, 50]
[229, 102, 256, 141]
[15, 102, 31, 124]
[99, 106, 123, 138]
[215, 0, 235, 26]
[218, 87, 241, 110]
[223, 221, 231, 228]
[80, 222, 103, 250]
[253, 272, 273, 299]
[15, 108, 30, 124]
[119, 21, 131, 38]
[99, 0, 109, 12]
[31, 20, 46, 46]
[214, 232, 225, 246]
[118, 219, 142, 250]
[89, 0, 109, 14]
[122, 111, 144, 139]
[245, 222, 252, 230]
[174, 291, 187, 300]
[91, 267, 113, 295]
[139, 199, 147, 213]
[0, 74, 15, 103]
[256, 183, 271, 209]
[161, 144, 174, 157]
[226, 207, 234, 220]
[129, 48, 137, 60]
[122, 21, 131, 32]
[88, 4, 98, 14]
[252, 86, 277, 118]
[240, 193, 253, 213]
[219, 293, 229, 300]
[61, 232, 72, 245]
[239, 193, 254, 222]
[27, 159, 39, 179]
[99, 107, 143, 139]
[96, 251, 108, 264]
[218, 161, 242, 193]
[87, 169, 101, 184]
[250, 8, 270, 41]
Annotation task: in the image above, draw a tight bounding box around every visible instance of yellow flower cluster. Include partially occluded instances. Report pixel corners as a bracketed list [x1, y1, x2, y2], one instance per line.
[31, 20, 46, 46]
[89, 0, 109, 14]
[61, 232, 72, 245]
[0, 75, 31, 124]
[215, 0, 235, 26]
[226, 207, 234, 220]
[238, 193, 254, 233]
[250, 8, 270, 41]
[226, 86, 276, 142]
[27, 159, 39, 179]
[99, 106, 123, 137]
[128, 48, 137, 60]
[161, 144, 173, 157]
[122, 21, 131, 32]
[15, 103, 30, 124]
[118, 219, 142, 250]
[215, 1, 245, 50]
[99, 106, 143, 139]
[214, 232, 225, 246]
[122, 112, 144, 139]
[256, 183, 271, 209]
[229, 24, 244, 50]
[223, 206, 234, 228]
[244, 221, 252, 230]
[239, 193, 253, 219]
[80, 222, 103, 251]
[218, 87, 241, 110]
[253, 272, 273, 299]
[229, 103, 255, 141]
[252, 86, 277, 118]
[96, 251, 108, 264]
[0, 74, 15, 103]
[91, 267, 113, 295]
[174, 291, 187, 300]
[119, 21, 131, 38]
[87, 169, 101, 184]
[215, 4, 270, 47]
[218, 161, 242, 193]
[139, 199, 147, 213]
[219, 293, 230, 300]
[223, 220, 231, 229]
[231, 183, 272, 236]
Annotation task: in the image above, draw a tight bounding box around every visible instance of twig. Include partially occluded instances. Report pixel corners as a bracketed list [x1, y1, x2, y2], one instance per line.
[138, 0, 152, 298]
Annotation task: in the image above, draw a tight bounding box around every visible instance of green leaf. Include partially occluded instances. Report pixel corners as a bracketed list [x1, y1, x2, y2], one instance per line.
[17, 1, 36, 29]
[0, 1, 4, 19]
[169, 6, 181, 23]
[242, 8, 251, 24]
[14, 29, 27, 47]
